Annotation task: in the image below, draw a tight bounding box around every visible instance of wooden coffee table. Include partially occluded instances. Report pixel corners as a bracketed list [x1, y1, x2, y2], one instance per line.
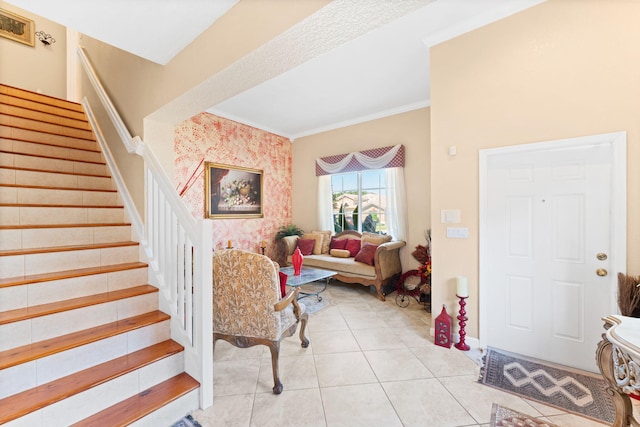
[280, 266, 336, 301]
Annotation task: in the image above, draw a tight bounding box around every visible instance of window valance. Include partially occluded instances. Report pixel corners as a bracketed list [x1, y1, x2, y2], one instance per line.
[315, 145, 404, 176]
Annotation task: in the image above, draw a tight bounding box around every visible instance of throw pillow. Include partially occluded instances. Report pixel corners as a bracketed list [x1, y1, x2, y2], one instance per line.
[301, 233, 323, 255]
[354, 242, 379, 265]
[361, 232, 392, 246]
[296, 239, 315, 256]
[330, 249, 351, 258]
[330, 238, 347, 250]
[344, 239, 361, 257]
[278, 271, 288, 297]
[312, 230, 332, 254]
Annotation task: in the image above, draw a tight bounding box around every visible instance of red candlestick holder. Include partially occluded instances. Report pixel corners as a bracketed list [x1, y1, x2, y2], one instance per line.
[454, 295, 470, 351]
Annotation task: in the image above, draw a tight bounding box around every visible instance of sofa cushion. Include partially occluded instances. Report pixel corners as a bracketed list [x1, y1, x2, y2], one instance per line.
[296, 239, 315, 255]
[354, 242, 379, 266]
[344, 239, 361, 257]
[362, 232, 392, 245]
[330, 238, 347, 250]
[302, 254, 376, 277]
[312, 230, 332, 254]
[302, 233, 324, 255]
[330, 249, 351, 258]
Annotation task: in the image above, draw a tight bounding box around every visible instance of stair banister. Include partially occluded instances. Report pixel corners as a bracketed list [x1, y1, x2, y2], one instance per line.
[77, 46, 213, 409]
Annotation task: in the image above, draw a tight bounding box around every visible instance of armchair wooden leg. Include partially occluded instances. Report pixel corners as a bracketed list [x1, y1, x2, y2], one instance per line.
[299, 313, 309, 348]
[267, 342, 283, 394]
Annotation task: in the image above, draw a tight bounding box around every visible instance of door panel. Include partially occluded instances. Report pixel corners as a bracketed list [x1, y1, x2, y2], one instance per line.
[484, 140, 614, 372]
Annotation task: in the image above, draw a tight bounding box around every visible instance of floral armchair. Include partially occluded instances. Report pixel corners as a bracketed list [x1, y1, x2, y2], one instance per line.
[212, 249, 309, 394]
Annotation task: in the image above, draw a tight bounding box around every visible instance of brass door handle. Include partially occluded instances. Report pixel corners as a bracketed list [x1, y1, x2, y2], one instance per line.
[596, 268, 608, 277]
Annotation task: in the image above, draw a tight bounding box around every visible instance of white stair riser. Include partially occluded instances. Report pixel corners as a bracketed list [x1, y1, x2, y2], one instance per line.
[0, 114, 94, 140]
[0, 206, 123, 227]
[0, 225, 130, 251]
[0, 245, 139, 279]
[0, 127, 97, 151]
[130, 389, 200, 427]
[0, 138, 103, 163]
[0, 169, 113, 190]
[0, 187, 118, 207]
[0, 152, 107, 175]
[0, 292, 159, 351]
[0, 321, 171, 399]
[4, 352, 184, 427]
[0, 104, 91, 131]
[0, 265, 147, 311]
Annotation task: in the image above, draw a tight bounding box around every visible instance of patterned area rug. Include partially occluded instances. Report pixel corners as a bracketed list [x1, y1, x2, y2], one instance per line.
[171, 415, 201, 427]
[490, 403, 559, 427]
[479, 347, 615, 424]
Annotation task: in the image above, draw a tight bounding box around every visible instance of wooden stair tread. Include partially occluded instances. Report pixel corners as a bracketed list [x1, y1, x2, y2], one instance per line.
[0, 103, 91, 130]
[0, 340, 184, 424]
[0, 184, 117, 193]
[0, 84, 84, 112]
[0, 310, 170, 370]
[0, 165, 110, 178]
[0, 261, 146, 288]
[0, 284, 157, 325]
[0, 94, 87, 122]
[0, 149, 106, 165]
[0, 137, 101, 153]
[1, 203, 122, 209]
[72, 373, 199, 427]
[0, 241, 138, 257]
[1, 122, 96, 143]
[0, 222, 129, 230]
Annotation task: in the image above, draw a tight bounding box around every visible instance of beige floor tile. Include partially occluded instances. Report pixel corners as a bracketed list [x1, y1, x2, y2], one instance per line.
[193, 394, 254, 427]
[321, 383, 403, 427]
[251, 389, 326, 427]
[410, 344, 480, 377]
[342, 311, 388, 330]
[351, 327, 406, 351]
[382, 378, 478, 427]
[545, 413, 610, 426]
[308, 329, 360, 354]
[213, 358, 261, 397]
[314, 351, 377, 387]
[439, 374, 542, 425]
[213, 339, 265, 361]
[307, 310, 349, 332]
[364, 348, 434, 382]
[256, 354, 318, 393]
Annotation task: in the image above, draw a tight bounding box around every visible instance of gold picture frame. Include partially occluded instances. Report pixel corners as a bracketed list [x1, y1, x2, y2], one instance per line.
[0, 8, 35, 46]
[205, 162, 263, 219]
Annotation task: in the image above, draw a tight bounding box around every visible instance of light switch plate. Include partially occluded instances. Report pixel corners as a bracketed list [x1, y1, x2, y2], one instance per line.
[446, 227, 468, 239]
[441, 209, 461, 223]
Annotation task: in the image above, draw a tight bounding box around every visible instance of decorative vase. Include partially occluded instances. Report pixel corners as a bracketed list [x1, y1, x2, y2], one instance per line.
[292, 247, 304, 276]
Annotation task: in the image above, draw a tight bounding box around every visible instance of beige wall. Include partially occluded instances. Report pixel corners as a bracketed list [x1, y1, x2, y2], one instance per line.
[77, 0, 329, 220]
[0, 1, 66, 98]
[292, 108, 431, 271]
[430, 0, 640, 338]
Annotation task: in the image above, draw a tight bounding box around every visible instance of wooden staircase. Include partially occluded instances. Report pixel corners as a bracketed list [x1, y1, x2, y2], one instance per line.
[0, 85, 200, 426]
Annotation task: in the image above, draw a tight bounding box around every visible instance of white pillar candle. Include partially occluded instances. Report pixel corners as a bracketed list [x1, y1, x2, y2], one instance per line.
[456, 276, 469, 297]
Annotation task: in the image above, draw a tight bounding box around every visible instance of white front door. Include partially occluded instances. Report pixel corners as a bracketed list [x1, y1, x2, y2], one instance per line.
[480, 133, 626, 372]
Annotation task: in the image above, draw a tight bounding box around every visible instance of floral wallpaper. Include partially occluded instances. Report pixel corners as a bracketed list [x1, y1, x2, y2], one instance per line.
[174, 113, 292, 259]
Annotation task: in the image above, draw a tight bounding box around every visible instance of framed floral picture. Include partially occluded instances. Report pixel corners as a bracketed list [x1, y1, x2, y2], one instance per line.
[0, 8, 35, 46]
[205, 162, 263, 218]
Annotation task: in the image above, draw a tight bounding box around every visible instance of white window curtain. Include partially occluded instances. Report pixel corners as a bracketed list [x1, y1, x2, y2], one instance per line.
[385, 167, 407, 241]
[317, 175, 333, 230]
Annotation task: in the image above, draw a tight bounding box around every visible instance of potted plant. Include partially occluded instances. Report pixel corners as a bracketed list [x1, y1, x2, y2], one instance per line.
[275, 224, 304, 241]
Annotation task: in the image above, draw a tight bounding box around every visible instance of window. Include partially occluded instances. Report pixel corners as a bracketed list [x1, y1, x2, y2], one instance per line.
[331, 169, 388, 234]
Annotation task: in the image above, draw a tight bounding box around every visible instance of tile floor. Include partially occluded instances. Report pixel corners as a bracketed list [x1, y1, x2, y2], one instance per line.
[193, 282, 621, 427]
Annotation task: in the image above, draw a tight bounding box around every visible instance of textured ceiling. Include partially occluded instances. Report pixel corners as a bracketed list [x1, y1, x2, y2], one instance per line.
[7, 0, 545, 139]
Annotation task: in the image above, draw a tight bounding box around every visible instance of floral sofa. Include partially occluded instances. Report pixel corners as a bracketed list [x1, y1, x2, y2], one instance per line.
[281, 230, 405, 301]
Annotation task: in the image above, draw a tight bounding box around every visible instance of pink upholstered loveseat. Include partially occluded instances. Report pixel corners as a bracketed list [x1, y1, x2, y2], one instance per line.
[281, 230, 405, 301]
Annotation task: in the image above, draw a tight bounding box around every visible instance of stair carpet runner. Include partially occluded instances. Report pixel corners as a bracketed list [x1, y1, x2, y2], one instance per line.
[0, 84, 199, 426]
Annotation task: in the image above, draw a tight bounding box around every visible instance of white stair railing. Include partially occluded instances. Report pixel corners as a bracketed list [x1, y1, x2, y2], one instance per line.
[77, 47, 213, 409]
